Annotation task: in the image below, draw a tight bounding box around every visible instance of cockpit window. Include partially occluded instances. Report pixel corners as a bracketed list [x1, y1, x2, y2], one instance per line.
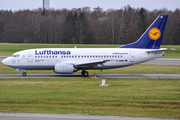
[11, 54, 20, 58]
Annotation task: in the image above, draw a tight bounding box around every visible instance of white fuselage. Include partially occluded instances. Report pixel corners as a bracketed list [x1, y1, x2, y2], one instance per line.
[2, 48, 164, 71]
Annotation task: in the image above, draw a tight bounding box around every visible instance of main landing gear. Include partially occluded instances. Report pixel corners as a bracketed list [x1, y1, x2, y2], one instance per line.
[22, 72, 27, 76]
[81, 70, 89, 77]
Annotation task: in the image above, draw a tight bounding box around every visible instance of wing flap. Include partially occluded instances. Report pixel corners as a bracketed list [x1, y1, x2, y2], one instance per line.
[75, 60, 111, 68]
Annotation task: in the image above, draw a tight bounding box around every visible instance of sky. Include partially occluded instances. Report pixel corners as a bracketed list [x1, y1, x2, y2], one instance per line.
[0, 0, 180, 11]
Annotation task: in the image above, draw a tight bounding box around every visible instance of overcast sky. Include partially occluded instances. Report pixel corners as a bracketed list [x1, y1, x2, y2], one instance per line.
[0, 0, 180, 11]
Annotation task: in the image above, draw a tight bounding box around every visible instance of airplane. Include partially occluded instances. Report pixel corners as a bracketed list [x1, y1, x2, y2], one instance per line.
[2, 15, 172, 77]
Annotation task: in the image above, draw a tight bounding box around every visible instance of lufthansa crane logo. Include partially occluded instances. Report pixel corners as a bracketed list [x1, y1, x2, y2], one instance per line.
[148, 27, 161, 40]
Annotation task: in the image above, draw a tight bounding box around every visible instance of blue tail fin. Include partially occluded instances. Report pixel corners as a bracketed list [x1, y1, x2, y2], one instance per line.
[120, 15, 168, 49]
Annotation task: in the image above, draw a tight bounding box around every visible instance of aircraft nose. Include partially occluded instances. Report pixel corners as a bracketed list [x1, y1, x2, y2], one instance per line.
[2, 58, 9, 65]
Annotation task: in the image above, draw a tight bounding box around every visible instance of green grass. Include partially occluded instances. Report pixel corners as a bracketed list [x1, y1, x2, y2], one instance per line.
[0, 43, 179, 58]
[0, 78, 179, 119]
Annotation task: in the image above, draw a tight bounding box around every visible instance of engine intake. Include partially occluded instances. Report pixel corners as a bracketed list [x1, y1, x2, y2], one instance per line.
[55, 63, 74, 74]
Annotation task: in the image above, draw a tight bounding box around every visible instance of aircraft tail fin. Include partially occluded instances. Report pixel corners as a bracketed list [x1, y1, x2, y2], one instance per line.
[120, 15, 168, 49]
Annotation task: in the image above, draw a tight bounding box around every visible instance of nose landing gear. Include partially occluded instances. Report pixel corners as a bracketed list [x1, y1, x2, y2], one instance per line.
[16, 69, 26, 77]
[22, 72, 27, 76]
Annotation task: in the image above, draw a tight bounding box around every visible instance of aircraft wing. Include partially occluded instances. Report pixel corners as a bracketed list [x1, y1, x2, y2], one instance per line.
[74, 60, 111, 68]
[146, 48, 175, 53]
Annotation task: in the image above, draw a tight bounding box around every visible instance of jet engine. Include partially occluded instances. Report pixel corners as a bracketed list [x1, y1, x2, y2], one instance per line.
[54, 63, 74, 74]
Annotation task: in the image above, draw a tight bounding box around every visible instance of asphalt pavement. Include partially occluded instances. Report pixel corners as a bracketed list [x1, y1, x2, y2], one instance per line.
[0, 74, 180, 79]
[0, 113, 178, 120]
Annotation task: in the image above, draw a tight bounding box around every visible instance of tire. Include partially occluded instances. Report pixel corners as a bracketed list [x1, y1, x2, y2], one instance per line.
[22, 72, 26, 76]
[81, 70, 89, 77]
[84, 71, 89, 77]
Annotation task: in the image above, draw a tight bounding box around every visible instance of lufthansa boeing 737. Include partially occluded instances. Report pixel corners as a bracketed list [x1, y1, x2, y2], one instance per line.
[2, 15, 171, 76]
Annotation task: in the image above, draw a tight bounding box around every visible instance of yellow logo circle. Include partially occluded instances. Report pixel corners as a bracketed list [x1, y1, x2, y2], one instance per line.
[148, 28, 161, 40]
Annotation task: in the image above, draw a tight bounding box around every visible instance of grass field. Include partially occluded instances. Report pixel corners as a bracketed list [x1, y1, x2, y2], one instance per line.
[0, 43, 180, 58]
[0, 78, 179, 119]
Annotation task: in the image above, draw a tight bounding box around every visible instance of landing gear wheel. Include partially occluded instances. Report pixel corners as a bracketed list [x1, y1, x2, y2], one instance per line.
[22, 72, 26, 76]
[81, 70, 89, 77]
[84, 71, 89, 76]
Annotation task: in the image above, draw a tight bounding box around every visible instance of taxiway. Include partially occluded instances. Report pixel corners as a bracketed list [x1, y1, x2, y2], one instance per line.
[0, 74, 180, 79]
[0, 113, 178, 120]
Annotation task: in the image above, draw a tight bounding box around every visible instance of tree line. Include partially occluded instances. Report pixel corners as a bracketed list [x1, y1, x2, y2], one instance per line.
[0, 6, 180, 45]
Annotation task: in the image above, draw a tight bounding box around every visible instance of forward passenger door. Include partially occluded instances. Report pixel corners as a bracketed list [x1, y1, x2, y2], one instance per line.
[27, 51, 33, 62]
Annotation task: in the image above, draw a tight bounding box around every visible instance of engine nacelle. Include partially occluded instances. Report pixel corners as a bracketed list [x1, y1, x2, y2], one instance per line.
[54, 63, 74, 74]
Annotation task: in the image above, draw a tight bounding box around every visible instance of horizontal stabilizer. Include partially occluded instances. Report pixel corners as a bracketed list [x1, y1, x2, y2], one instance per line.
[146, 48, 175, 53]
